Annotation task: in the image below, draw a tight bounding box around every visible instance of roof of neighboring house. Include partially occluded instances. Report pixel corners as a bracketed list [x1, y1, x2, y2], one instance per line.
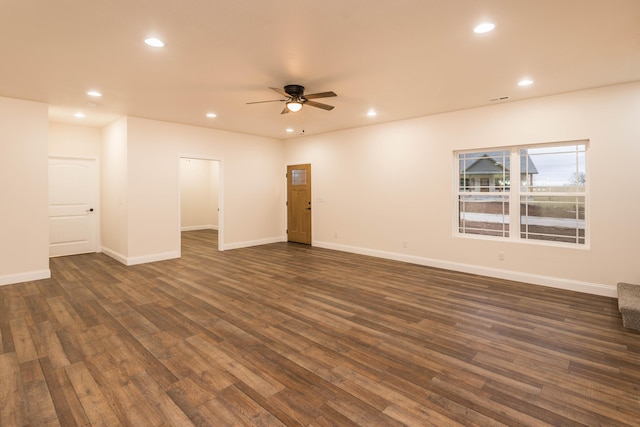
[462, 152, 538, 175]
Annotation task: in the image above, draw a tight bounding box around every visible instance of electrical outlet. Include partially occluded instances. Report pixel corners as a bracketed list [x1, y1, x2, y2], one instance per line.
[498, 251, 505, 261]
[334, 232, 338, 238]
[402, 241, 408, 248]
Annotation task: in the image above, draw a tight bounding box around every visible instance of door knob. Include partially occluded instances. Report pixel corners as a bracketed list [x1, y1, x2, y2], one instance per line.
[86, 208, 94, 212]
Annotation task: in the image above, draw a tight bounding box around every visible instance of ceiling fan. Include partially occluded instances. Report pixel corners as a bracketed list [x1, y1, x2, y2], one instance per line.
[247, 85, 337, 114]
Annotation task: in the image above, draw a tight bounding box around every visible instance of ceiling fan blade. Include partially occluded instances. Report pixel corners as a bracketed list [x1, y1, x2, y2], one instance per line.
[304, 100, 335, 111]
[269, 87, 290, 98]
[246, 99, 286, 104]
[303, 91, 337, 100]
[280, 106, 289, 115]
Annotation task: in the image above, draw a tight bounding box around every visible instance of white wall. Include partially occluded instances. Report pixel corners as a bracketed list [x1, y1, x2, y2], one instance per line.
[180, 158, 219, 230]
[284, 82, 640, 296]
[0, 97, 49, 285]
[101, 118, 129, 261]
[49, 122, 102, 159]
[125, 117, 284, 263]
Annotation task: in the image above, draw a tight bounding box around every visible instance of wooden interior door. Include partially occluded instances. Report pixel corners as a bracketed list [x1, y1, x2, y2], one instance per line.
[287, 164, 311, 244]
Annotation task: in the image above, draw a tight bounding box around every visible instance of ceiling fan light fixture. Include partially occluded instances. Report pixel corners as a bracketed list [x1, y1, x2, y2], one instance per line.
[286, 101, 303, 112]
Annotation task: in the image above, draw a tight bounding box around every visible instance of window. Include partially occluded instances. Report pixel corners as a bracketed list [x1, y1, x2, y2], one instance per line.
[456, 141, 587, 246]
[291, 169, 307, 186]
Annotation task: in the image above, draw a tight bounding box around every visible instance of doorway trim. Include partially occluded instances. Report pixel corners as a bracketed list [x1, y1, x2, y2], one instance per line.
[178, 155, 224, 254]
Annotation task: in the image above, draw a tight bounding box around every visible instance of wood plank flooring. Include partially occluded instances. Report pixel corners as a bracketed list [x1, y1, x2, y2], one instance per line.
[1, 229, 639, 426]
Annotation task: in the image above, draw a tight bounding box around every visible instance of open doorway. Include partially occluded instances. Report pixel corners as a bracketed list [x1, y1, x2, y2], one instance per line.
[179, 157, 223, 252]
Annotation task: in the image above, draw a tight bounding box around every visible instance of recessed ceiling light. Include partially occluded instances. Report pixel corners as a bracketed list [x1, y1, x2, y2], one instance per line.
[285, 128, 294, 133]
[474, 22, 495, 34]
[144, 37, 165, 47]
[74, 112, 86, 118]
[206, 112, 217, 118]
[87, 90, 102, 97]
[366, 110, 377, 117]
[518, 79, 534, 86]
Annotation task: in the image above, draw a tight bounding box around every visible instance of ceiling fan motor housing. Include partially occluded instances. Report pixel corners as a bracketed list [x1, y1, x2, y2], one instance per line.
[284, 84, 305, 99]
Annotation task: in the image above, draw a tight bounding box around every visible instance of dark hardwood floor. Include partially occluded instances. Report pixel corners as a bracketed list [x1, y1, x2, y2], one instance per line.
[1, 230, 639, 426]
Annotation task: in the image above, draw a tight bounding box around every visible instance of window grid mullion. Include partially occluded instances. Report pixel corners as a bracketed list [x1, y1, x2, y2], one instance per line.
[510, 148, 520, 241]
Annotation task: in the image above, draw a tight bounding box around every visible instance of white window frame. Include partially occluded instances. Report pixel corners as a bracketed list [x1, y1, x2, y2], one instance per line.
[454, 140, 589, 248]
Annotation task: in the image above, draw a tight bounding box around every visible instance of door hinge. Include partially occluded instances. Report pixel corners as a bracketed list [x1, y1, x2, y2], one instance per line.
[286, 229, 288, 234]
[286, 201, 288, 206]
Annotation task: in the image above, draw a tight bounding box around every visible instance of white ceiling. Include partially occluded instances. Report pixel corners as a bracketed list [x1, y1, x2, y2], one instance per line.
[1, 0, 639, 139]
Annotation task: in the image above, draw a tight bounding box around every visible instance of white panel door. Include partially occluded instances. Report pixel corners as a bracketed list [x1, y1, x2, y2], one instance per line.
[49, 158, 98, 257]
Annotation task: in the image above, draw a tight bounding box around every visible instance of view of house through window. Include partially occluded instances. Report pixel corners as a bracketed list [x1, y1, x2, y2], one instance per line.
[456, 142, 587, 245]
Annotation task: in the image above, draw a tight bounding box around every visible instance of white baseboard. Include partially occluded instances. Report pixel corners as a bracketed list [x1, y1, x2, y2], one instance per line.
[126, 251, 180, 266]
[102, 247, 179, 266]
[224, 236, 285, 251]
[0, 269, 51, 287]
[313, 241, 617, 298]
[101, 247, 128, 265]
[181, 225, 218, 231]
